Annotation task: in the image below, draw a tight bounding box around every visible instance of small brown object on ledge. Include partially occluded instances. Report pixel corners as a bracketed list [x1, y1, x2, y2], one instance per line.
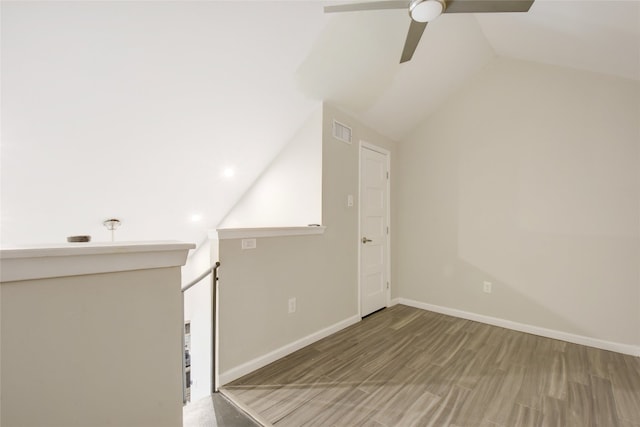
[67, 235, 91, 243]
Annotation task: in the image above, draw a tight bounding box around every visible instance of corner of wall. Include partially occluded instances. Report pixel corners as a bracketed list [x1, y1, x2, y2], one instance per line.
[218, 107, 323, 229]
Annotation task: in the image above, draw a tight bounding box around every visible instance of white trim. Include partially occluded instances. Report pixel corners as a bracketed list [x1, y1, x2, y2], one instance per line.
[397, 298, 640, 357]
[0, 241, 195, 282]
[218, 315, 360, 386]
[358, 141, 392, 317]
[357, 145, 362, 317]
[214, 279, 220, 392]
[0, 240, 193, 258]
[214, 226, 326, 240]
[389, 298, 401, 306]
[361, 141, 390, 156]
[219, 389, 273, 427]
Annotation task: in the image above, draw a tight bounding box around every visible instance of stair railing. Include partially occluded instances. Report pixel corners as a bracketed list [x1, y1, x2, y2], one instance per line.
[181, 261, 220, 403]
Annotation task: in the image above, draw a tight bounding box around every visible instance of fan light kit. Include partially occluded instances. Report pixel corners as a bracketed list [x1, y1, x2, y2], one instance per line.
[410, 0, 446, 22]
[325, 0, 535, 63]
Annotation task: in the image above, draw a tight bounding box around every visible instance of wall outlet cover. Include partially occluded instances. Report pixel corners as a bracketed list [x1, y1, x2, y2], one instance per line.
[483, 281, 492, 293]
[241, 239, 257, 250]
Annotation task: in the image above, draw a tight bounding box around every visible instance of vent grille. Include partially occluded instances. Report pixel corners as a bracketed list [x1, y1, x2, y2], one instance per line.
[333, 120, 352, 144]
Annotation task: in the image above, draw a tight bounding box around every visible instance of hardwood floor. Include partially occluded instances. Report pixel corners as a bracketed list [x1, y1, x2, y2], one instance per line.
[221, 305, 640, 427]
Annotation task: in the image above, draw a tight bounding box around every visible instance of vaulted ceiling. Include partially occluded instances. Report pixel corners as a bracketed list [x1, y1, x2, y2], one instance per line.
[1, 0, 638, 247]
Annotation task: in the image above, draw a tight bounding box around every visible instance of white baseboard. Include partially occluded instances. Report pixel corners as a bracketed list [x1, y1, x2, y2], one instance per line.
[219, 314, 361, 386]
[389, 298, 401, 307]
[397, 298, 640, 357]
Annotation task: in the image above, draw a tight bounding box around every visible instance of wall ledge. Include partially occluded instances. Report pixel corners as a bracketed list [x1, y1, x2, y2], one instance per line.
[212, 226, 326, 240]
[0, 241, 196, 282]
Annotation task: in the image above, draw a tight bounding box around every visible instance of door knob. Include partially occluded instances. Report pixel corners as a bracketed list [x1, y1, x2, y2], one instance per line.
[362, 237, 372, 244]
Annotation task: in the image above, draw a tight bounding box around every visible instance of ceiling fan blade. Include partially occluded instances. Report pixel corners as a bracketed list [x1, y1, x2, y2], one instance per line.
[324, 1, 407, 13]
[400, 20, 428, 63]
[444, 0, 534, 14]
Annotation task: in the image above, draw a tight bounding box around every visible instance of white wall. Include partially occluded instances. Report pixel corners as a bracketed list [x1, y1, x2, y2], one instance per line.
[396, 57, 640, 348]
[219, 108, 322, 228]
[0, 1, 323, 247]
[181, 241, 215, 402]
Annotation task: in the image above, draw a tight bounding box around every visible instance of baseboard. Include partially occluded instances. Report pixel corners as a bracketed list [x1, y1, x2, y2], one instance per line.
[219, 314, 361, 386]
[389, 297, 401, 307]
[397, 298, 640, 357]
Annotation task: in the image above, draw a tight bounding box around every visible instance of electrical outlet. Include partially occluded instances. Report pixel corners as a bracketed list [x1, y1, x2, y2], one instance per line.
[288, 297, 296, 314]
[241, 239, 256, 250]
[483, 281, 492, 293]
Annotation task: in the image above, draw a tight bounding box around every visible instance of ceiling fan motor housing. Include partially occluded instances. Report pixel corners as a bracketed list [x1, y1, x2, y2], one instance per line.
[410, 0, 446, 22]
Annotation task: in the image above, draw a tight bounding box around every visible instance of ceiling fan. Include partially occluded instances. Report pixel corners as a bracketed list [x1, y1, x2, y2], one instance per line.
[324, 0, 535, 63]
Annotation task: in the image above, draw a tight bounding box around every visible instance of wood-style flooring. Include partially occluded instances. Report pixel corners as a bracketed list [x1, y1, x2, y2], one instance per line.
[221, 305, 640, 427]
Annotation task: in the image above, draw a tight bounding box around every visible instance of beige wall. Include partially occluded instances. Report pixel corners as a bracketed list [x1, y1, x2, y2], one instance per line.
[396, 57, 640, 346]
[218, 233, 341, 374]
[1, 268, 184, 427]
[217, 103, 397, 380]
[321, 103, 399, 308]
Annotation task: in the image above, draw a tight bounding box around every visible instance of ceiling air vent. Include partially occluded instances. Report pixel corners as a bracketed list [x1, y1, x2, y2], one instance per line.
[333, 120, 352, 144]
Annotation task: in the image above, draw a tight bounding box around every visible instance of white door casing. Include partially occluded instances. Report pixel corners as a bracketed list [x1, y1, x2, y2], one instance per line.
[359, 142, 390, 317]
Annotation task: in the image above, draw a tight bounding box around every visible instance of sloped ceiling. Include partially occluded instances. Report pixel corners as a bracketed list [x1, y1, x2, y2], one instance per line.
[1, 0, 638, 248]
[1, 1, 325, 247]
[477, 0, 640, 82]
[315, 0, 640, 140]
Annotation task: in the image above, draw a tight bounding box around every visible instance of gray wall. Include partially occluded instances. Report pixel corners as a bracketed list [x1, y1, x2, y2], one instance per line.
[321, 104, 400, 301]
[217, 103, 397, 380]
[396, 57, 640, 346]
[2, 268, 184, 427]
[218, 232, 345, 376]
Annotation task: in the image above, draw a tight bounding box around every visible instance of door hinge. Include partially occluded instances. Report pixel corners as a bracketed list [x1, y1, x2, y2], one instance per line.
[386, 282, 390, 289]
[386, 171, 389, 180]
[386, 226, 389, 235]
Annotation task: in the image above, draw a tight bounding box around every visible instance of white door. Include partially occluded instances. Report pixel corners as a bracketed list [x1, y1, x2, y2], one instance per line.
[359, 144, 389, 317]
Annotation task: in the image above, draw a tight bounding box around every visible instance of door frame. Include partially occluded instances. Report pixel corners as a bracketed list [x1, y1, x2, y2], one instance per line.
[358, 140, 391, 318]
